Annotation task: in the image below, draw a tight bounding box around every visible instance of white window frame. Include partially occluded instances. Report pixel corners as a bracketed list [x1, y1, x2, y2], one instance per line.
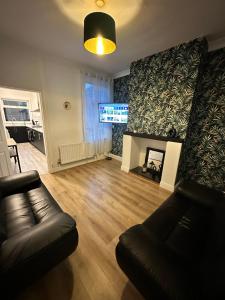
[1, 98, 31, 124]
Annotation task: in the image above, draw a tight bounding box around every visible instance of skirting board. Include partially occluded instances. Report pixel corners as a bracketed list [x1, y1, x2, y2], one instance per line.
[50, 155, 105, 173]
[109, 153, 122, 162]
[160, 181, 175, 192]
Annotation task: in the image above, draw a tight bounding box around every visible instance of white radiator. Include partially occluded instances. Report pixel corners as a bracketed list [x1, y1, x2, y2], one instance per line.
[59, 143, 95, 165]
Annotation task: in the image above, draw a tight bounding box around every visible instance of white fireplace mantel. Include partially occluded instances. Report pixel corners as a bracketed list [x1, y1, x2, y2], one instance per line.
[121, 132, 183, 192]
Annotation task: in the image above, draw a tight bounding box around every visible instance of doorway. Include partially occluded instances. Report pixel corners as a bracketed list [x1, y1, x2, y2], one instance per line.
[0, 86, 48, 175]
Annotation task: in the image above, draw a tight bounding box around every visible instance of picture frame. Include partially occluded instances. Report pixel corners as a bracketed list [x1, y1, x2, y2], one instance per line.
[144, 147, 165, 180]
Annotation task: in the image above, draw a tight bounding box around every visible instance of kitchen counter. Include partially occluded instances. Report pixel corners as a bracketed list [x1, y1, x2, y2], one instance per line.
[6, 123, 31, 127]
[26, 125, 43, 133]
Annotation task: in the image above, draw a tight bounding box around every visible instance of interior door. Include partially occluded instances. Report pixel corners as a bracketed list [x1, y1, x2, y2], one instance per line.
[0, 111, 12, 176]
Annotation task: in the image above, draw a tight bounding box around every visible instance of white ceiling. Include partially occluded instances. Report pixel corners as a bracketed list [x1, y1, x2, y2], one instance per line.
[0, 0, 225, 74]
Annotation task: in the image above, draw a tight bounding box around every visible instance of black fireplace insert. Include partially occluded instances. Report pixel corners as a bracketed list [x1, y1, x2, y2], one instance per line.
[131, 147, 165, 183]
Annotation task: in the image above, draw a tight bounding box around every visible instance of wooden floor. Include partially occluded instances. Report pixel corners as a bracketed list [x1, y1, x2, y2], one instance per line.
[11, 142, 48, 175]
[18, 159, 171, 300]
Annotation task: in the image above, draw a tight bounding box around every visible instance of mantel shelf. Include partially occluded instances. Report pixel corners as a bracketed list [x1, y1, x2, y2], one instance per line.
[123, 131, 184, 143]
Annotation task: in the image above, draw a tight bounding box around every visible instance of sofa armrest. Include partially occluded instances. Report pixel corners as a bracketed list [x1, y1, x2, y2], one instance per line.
[176, 180, 224, 207]
[0, 170, 41, 197]
[0, 212, 77, 275]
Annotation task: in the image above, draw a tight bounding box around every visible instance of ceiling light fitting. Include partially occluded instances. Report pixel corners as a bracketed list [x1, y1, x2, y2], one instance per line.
[84, 4, 116, 56]
[95, 0, 105, 8]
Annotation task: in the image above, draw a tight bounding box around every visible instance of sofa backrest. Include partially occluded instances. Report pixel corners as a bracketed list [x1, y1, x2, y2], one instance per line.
[143, 180, 224, 262]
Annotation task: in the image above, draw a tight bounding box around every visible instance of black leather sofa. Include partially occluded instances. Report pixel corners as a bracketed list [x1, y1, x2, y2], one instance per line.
[116, 180, 225, 300]
[0, 170, 78, 298]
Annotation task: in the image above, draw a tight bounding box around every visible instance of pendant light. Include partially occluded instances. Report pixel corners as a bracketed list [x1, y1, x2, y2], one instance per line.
[84, 1, 116, 55]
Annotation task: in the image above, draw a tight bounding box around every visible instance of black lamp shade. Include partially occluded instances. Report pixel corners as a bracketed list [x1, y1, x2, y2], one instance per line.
[84, 12, 116, 55]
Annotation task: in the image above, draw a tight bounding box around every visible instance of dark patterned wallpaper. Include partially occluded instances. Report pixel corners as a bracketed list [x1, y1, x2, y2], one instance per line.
[127, 39, 207, 139]
[111, 75, 130, 156]
[111, 41, 224, 192]
[179, 48, 225, 191]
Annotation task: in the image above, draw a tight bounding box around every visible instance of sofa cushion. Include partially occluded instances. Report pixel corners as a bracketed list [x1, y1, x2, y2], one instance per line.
[116, 224, 199, 300]
[143, 193, 189, 242]
[0, 193, 36, 238]
[28, 184, 62, 223]
[143, 189, 212, 261]
[0, 184, 62, 238]
[0, 170, 41, 198]
[166, 205, 211, 260]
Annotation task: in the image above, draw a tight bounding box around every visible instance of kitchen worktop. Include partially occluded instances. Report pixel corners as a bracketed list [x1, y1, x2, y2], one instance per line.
[6, 123, 31, 127]
[26, 125, 43, 133]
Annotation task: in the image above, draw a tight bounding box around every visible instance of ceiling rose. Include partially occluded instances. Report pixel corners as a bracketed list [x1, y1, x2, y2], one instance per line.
[54, 0, 143, 28]
[95, 0, 105, 8]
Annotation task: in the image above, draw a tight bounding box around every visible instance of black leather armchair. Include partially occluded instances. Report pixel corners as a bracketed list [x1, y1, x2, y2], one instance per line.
[116, 180, 225, 300]
[0, 170, 78, 298]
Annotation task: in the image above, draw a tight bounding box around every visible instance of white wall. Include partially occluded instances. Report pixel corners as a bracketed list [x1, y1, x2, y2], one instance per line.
[137, 137, 166, 166]
[0, 35, 109, 172]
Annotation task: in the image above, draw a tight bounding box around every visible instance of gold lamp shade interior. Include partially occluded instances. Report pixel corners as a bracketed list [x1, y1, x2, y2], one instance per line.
[84, 12, 116, 55]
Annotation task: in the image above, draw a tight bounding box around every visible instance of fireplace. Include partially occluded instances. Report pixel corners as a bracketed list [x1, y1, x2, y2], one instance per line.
[131, 147, 165, 183]
[121, 132, 183, 191]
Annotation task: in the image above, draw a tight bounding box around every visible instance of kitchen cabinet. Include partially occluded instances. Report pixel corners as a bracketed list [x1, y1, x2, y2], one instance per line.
[27, 127, 45, 154]
[6, 126, 29, 143]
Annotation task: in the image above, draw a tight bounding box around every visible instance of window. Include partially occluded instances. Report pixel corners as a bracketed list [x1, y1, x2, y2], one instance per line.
[82, 73, 112, 155]
[1, 99, 30, 122]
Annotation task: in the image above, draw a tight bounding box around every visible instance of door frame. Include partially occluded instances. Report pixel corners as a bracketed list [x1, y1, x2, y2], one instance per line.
[0, 85, 50, 173]
[0, 110, 13, 176]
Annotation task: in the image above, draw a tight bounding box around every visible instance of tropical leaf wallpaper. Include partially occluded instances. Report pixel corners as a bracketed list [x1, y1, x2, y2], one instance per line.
[127, 39, 207, 139]
[178, 48, 225, 191]
[111, 75, 129, 156]
[111, 39, 224, 191]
